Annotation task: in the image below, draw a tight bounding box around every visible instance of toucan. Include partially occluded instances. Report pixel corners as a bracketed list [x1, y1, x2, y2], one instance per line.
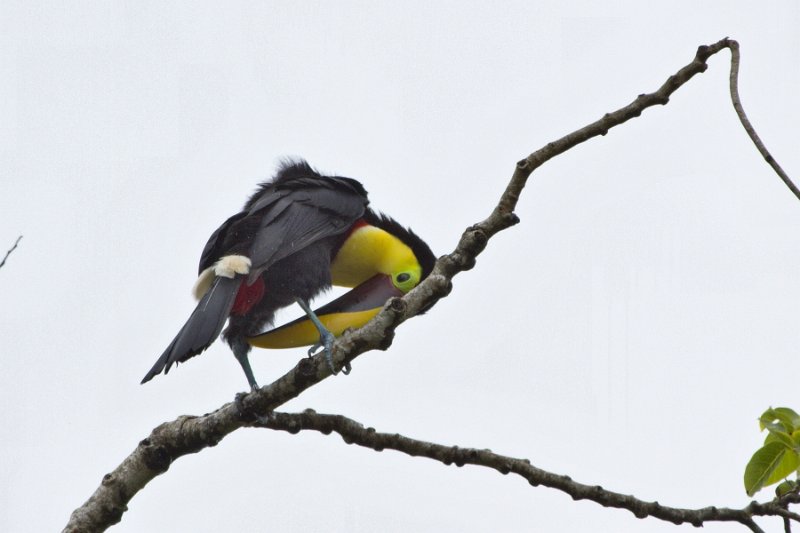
[141, 161, 436, 390]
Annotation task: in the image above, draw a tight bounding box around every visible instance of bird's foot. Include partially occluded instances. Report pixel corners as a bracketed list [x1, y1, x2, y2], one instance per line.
[306, 337, 351, 375]
[296, 297, 350, 375]
[308, 329, 338, 374]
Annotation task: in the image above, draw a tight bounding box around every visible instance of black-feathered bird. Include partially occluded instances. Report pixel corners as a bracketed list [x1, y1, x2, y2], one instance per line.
[141, 161, 436, 390]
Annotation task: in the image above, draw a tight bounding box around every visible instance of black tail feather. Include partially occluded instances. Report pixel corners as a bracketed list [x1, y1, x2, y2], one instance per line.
[141, 277, 240, 384]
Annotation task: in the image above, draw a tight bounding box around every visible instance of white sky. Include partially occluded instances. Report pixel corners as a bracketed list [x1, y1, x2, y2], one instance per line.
[2, 2, 800, 532]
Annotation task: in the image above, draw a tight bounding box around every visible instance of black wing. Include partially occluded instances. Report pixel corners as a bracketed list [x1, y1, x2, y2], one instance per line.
[196, 162, 368, 283]
[196, 164, 368, 279]
[244, 176, 368, 283]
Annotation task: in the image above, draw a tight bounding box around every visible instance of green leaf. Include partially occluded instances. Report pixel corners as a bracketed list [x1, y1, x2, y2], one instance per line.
[765, 448, 800, 486]
[760, 407, 800, 433]
[744, 441, 797, 496]
[765, 427, 796, 449]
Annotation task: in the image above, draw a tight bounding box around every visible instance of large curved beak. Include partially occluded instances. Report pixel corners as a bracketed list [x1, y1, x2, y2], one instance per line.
[248, 274, 403, 349]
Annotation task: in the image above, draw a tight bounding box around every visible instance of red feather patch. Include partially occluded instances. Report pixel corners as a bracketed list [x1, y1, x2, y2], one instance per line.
[231, 277, 266, 316]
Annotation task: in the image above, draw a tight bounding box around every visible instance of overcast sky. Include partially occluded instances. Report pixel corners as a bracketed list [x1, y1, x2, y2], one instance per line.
[3, 2, 800, 532]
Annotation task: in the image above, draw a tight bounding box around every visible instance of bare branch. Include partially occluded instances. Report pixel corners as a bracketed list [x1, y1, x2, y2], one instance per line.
[727, 41, 800, 201]
[64, 38, 791, 532]
[0, 235, 22, 270]
[746, 519, 767, 533]
[254, 409, 787, 531]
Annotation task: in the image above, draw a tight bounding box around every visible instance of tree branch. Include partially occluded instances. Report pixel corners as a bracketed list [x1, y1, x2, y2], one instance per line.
[251, 409, 800, 532]
[64, 37, 794, 532]
[726, 41, 800, 201]
[0, 235, 22, 270]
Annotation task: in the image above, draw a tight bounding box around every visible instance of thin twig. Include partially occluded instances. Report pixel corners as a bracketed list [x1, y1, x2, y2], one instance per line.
[727, 40, 800, 201]
[255, 410, 779, 532]
[0, 235, 22, 270]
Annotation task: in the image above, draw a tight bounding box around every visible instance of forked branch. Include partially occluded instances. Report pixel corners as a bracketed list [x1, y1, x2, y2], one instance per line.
[64, 38, 796, 533]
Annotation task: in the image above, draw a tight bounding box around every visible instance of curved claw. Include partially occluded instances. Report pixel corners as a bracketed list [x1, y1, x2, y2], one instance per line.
[307, 336, 351, 375]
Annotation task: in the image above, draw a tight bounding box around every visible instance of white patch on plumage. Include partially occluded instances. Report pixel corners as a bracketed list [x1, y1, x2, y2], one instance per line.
[214, 254, 251, 278]
[192, 266, 216, 301]
[192, 255, 251, 300]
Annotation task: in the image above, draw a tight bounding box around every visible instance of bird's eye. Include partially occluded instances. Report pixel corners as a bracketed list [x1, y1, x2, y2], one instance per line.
[396, 273, 411, 283]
